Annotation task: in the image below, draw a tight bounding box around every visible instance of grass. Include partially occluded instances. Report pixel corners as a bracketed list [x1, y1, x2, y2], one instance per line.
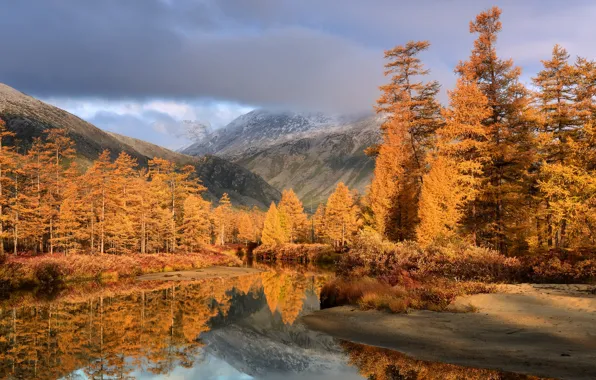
[253, 243, 337, 263]
[321, 276, 494, 313]
[0, 249, 241, 291]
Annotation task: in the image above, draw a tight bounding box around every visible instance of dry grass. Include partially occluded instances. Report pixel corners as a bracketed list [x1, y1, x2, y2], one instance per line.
[254, 243, 336, 262]
[321, 276, 494, 313]
[0, 250, 240, 290]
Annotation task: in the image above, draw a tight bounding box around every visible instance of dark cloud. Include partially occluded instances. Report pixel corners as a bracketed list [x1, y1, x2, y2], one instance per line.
[2, 0, 596, 113]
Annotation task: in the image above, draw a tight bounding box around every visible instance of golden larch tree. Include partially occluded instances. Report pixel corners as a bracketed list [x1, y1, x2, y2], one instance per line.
[369, 40, 442, 241]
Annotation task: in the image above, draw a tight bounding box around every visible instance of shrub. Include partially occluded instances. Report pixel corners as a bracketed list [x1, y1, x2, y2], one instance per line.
[34, 261, 65, 286]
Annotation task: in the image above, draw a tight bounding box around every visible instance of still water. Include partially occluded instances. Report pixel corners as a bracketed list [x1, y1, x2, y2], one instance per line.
[0, 265, 540, 379]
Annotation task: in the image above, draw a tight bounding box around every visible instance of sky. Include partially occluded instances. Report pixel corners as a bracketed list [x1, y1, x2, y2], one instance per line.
[2, 0, 596, 149]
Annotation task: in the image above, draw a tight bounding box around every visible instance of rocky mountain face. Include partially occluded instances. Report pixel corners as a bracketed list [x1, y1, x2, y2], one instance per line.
[181, 109, 381, 208]
[0, 83, 280, 208]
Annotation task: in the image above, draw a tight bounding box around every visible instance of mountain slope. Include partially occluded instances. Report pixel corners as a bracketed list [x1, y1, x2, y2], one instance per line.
[110, 133, 281, 207]
[181, 109, 380, 207]
[0, 83, 280, 208]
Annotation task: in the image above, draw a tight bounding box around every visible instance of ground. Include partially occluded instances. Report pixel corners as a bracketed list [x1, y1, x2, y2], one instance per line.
[301, 283, 596, 380]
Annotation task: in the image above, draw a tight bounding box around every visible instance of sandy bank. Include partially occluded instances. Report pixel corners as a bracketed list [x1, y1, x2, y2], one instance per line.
[301, 283, 596, 380]
[137, 266, 263, 281]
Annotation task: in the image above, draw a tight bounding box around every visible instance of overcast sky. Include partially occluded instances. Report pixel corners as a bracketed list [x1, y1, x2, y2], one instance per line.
[2, 0, 595, 148]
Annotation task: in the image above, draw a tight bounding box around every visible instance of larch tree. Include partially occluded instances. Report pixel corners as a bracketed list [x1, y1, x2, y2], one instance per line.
[213, 193, 232, 245]
[324, 183, 359, 250]
[236, 212, 254, 245]
[417, 79, 491, 246]
[42, 128, 76, 254]
[181, 195, 211, 252]
[456, 7, 535, 254]
[0, 118, 15, 254]
[312, 203, 326, 243]
[278, 189, 308, 243]
[261, 202, 284, 245]
[369, 40, 442, 241]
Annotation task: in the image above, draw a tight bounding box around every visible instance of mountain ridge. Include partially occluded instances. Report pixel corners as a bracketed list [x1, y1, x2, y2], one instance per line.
[0, 83, 280, 208]
[181, 109, 381, 207]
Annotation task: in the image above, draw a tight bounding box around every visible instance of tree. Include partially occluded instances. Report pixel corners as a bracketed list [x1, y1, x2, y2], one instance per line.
[278, 189, 307, 243]
[213, 193, 232, 245]
[369, 40, 442, 241]
[456, 7, 535, 254]
[261, 202, 284, 245]
[417, 79, 491, 246]
[312, 204, 326, 243]
[0, 118, 15, 254]
[236, 212, 254, 245]
[325, 183, 359, 250]
[42, 128, 76, 254]
[180, 195, 211, 252]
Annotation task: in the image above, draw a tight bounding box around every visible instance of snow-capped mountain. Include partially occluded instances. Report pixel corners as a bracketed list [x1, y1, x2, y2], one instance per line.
[181, 109, 381, 208]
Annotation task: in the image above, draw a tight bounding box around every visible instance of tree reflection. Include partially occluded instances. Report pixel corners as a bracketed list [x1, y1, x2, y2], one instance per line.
[0, 269, 328, 379]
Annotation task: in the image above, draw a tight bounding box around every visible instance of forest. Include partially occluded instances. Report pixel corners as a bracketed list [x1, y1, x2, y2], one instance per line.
[0, 6, 595, 285]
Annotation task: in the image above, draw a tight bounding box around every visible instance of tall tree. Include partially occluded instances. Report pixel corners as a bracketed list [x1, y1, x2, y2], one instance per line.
[0, 118, 15, 254]
[456, 7, 535, 254]
[418, 79, 491, 246]
[180, 195, 211, 252]
[369, 40, 442, 241]
[325, 183, 359, 250]
[261, 202, 284, 246]
[42, 129, 76, 254]
[213, 193, 232, 246]
[278, 189, 308, 243]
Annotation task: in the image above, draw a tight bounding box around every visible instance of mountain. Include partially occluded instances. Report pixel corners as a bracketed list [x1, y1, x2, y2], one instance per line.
[109, 132, 281, 207]
[0, 83, 280, 208]
[181, 109, 381, 208]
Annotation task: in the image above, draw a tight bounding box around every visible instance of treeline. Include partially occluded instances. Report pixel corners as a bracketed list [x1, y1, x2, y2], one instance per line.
[0, 120, 267, 255]
[261, 184, 360, 250]
[367, 7, 596, 255]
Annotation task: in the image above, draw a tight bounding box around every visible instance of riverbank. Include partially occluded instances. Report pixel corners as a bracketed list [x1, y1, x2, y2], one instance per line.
[302, 283, 596, 380]
[137, 266, 263, 281]
[0, 249, 241, 290]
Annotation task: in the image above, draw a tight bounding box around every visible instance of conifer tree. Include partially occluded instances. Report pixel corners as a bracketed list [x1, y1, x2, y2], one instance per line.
[261, 202, 284, 245]
[181, 195, 211, 252]
[312, 203, 326, 243]
[325, 183, 359, 250]
[369, 40, 442, 241]
[418, 79, 491, 246]
[0, 118, 16, 255]
[236, 212, 254, 245]
[456, 7, 535, 254]
[278, 189, 307, 243]
[43, 128, 76, 254]
[213, 193, 232, 245]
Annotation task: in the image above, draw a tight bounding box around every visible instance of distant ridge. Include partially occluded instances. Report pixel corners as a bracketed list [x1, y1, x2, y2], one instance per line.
[0, 83, 280, 208]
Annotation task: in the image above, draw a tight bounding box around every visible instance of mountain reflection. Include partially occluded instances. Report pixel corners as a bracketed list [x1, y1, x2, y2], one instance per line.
[0, 269, 335, 379]
[0, 267, 548, 379]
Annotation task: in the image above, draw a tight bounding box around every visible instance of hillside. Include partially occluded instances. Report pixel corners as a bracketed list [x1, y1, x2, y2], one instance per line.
[110, 133, 281, 207]
[0, 83, 280, 208]
[181, 109, 380, 207]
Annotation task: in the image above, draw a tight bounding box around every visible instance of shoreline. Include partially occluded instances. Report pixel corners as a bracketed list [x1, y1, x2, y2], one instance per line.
[301, 283, 596, 380]
[136, 266, 264, 281]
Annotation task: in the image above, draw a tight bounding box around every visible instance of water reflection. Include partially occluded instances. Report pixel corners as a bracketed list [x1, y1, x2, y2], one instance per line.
[0, 267, 548, 379]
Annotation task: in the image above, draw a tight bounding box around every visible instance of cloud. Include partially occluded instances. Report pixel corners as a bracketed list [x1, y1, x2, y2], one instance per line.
[3, 0, 596, 116]
[43, 97, 251, 149]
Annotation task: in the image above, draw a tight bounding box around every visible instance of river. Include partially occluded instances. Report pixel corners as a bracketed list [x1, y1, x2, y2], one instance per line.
[0, 264, 543, 379]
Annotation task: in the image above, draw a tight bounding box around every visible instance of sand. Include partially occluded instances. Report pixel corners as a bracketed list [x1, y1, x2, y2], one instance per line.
[301, 283, 596, 380]
[137, 266, 263, 281]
